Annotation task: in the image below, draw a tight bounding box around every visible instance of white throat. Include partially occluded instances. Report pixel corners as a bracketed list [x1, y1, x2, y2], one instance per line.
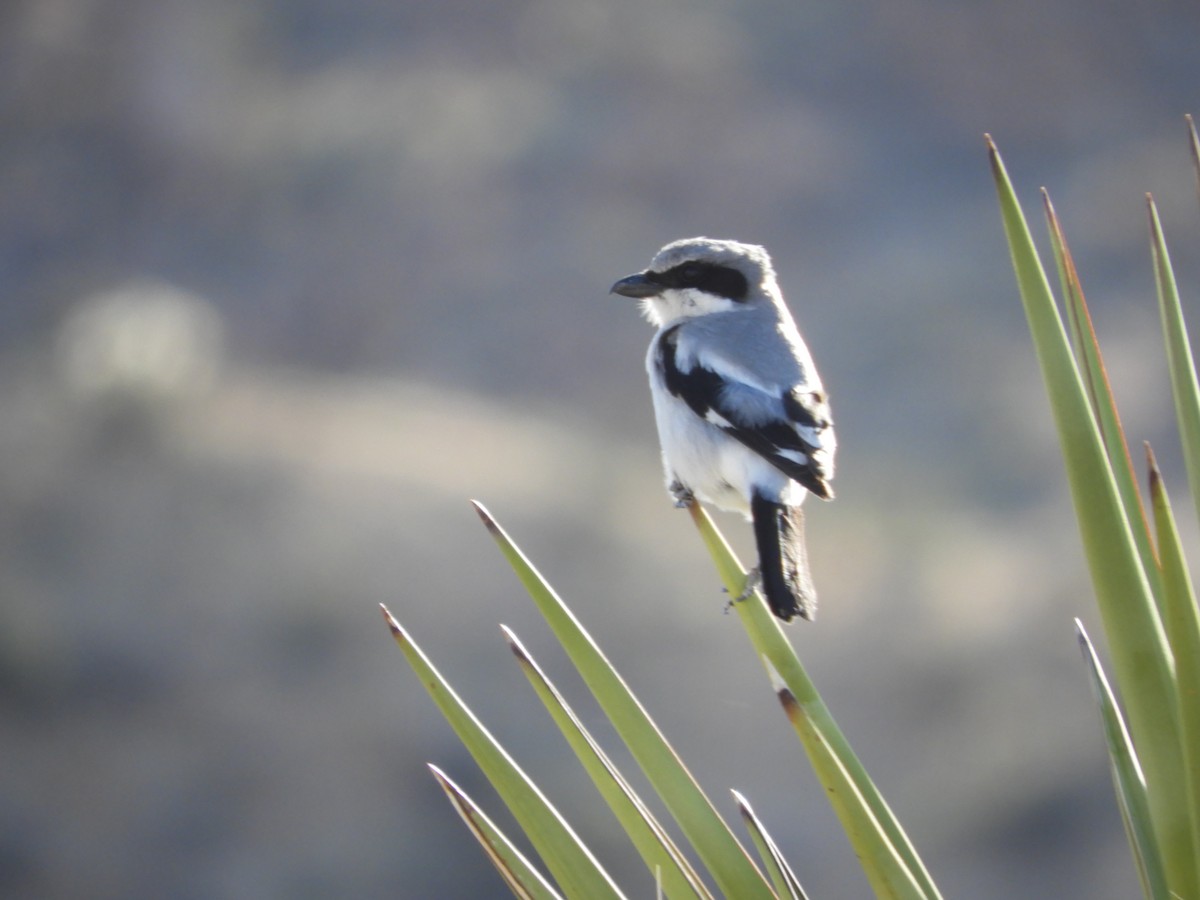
[640, 288, 741, 328]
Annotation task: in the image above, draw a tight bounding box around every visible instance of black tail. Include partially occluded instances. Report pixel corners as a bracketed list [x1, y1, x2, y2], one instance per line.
[750, 494, 817, 622]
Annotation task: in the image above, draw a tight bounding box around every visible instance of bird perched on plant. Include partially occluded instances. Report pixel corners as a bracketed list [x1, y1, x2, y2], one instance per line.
[611, 238, 836, 622]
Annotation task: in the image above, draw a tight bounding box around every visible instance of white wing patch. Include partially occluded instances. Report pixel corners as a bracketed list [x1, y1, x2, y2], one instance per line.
[704, 408, 734, 428]
[777, 448, 810, 466]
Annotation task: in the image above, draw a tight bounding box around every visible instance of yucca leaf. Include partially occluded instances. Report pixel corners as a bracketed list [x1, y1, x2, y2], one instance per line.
[1074, 622, 1168, 900]
[471, 503, 775, 900]
[381, 606, 626, 900]
[1146, 448, 1200, 886]
[501, 626, 712, 900]
[1148, 195, 1200, 534]
[770, 664, 926, 899]
[687, 502, 939, 900]
[731, 790, 809, 900]
[1043, 190, 1161, 604]
[1186, 114, 1200, 205]
[429, 764, 566, 900]
[988, 138, 1191, 891]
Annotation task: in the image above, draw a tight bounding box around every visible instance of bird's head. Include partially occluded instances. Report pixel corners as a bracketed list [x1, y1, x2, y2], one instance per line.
[610, 238, 780, 327]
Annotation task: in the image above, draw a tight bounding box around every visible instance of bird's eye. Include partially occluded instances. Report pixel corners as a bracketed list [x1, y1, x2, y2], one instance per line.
[680, 263, 703, 282]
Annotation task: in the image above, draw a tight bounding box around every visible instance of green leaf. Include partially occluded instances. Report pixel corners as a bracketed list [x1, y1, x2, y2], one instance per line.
[471, 503, 775, 900]
[731, 790, 809, 900]
[381, 606, 627, 900]
[429, 764, 566, 900]
[988, 137, 1190, 892]
[502, 626, 711, 900]
[1186, 114, 1200, 206]
[1042, 190, 1161, 606]
[1074, 621, 1168, 900]
[773, 659, 928, 900]
[687, 502, 939, 900]
[1146, 448, 1200, 888]
[1148, 195, 1200, 534]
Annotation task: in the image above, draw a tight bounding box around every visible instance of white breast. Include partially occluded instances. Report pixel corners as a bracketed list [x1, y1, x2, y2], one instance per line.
[645, 339, 802, 517]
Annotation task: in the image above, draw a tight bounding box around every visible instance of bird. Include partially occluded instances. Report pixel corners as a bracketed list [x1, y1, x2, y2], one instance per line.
[610, 237, 836, 622]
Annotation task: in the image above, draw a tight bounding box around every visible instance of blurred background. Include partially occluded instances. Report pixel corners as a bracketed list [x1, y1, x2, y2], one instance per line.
[3, 0, 1200, 897]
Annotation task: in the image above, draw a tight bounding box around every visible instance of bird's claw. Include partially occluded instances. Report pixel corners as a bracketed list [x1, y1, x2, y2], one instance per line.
[735, 567, 762, 602]
[723, 568, 762, 613]
[668, 480, 695, 508]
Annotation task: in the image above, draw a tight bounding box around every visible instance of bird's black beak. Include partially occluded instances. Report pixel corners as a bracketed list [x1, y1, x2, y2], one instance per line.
[609, 272, 661, 299]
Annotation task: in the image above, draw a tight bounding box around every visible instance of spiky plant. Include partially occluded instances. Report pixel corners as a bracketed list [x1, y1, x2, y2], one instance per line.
[989, 117, 1200, 899]
[383, 118, 1200, 898]
[383, 497, 938, 898]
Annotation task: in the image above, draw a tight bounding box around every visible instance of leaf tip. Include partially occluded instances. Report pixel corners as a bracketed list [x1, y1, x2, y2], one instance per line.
[730, 789, 753, 821]
[1145, 195, 1165, 244]
[428, 765, 469, 807]
[1041, 189, 1067, 248]
[499, 624, 529, 661]
[1144, 442, 1162, 491]
[380, 603, 403, 637]
[1074, 617, 1097, 657]
[469, 498, 491, 519]
[985, 133, 1003, 174]
[471, 499, 501, 535]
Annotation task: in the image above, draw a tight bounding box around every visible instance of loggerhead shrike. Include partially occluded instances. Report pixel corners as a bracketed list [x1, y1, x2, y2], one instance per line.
[611, 238, 835, 622]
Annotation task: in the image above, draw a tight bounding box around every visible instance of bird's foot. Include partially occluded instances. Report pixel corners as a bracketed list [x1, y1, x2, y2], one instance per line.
[723, 567, 762, 613]
[668, 480, 695, 508]
[736, 567, 762, 602]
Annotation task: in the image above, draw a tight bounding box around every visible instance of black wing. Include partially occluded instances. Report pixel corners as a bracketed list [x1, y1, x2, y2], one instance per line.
[656, 325, 834, 499]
